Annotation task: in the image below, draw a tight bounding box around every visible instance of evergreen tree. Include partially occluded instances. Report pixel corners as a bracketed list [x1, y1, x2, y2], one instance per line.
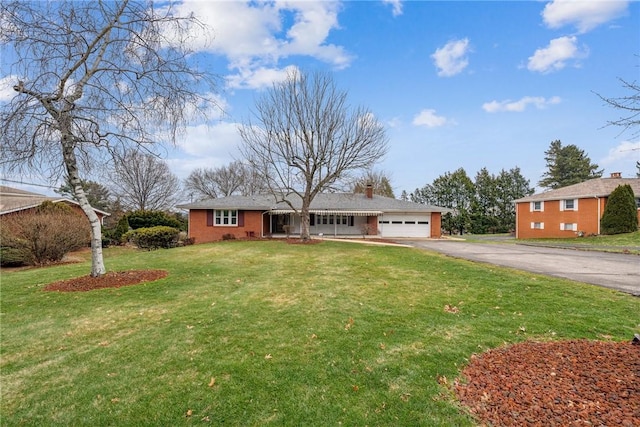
[412, 168, 474, 235]
[600, 184, 638, 235]
[56, 179, 111, 211]
[539, 140, 602, 189]
[495, 167, 533, 232]
[470, 168, 499, 234]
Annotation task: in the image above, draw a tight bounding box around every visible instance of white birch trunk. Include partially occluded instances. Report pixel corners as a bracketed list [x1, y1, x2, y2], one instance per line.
[61, 137, 106, 277]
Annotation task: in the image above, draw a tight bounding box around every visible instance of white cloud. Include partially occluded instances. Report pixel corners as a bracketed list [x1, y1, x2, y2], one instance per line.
[431, 38, 471, 77]
[412, 109, 452, 128]
[600, 140, 640, 175]
[527, 36, 587, 73]
[176, 121, 243, 158]
[482, 96, 562, 113]
[383, 0, 403, 17]
[172, 1, 352, 89]
[542, 0, 629, 34]
[226, 65, 298, 90]
[0, 75, 18, 102]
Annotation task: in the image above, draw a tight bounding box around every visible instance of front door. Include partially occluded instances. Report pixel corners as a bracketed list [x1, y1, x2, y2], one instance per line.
[271, 214, 291, 233]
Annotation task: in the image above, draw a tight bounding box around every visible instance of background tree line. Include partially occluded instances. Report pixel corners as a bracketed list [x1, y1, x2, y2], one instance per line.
[410, 167, 533, 235]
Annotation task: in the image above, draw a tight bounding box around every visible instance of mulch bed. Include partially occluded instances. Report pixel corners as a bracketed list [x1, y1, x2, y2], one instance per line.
[455, 339, 640, 426]
[43, 269, 167, 292]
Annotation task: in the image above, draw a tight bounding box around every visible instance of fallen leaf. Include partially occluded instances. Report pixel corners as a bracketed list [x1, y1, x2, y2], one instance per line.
[186, 409, 193, 417]
[444, 304, 459, 314]
[352, 385, 359, 392]
[208, 377, 216, 387]
[265, 353, 272, 360]
[344, 317, 355, 330]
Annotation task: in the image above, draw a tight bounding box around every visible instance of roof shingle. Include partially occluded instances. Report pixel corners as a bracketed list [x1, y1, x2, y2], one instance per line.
[514, 178, 640, 203]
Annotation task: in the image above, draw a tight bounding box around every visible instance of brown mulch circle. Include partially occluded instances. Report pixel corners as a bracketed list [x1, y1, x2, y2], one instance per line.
[43, 270, 168, 292]
[455, 339, 640, 426]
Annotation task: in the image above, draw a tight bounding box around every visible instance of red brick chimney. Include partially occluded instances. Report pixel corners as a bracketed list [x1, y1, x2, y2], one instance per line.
[610, 172, 621, 178]
[365, 183, 373, 199]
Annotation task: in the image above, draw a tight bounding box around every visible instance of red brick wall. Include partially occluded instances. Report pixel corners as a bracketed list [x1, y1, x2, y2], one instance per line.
[516, 197, 604, 239]
[367, 216, 378, 235]
[188, 209, 265, 243]
[431, 212, 442, 238]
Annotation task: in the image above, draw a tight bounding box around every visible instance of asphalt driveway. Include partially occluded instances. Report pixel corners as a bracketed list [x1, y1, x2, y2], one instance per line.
[405, 239, 640, 296]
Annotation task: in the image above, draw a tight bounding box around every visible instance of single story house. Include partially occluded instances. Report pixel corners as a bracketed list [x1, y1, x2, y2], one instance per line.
[513, 173, 640, 239]
[177, 187, 450, 243]
[0, 185, 110, 224]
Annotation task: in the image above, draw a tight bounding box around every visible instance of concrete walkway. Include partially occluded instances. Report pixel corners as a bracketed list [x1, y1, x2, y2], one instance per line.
[404, 239, 640, 296]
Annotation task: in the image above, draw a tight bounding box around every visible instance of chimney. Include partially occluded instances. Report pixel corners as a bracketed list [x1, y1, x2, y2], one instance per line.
[365, 183, 373, 199]
[610, 172, 621, 178]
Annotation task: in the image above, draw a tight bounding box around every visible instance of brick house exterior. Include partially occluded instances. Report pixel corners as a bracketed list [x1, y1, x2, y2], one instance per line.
[513, 175, 640, 239]
[178, 190, 449, 244]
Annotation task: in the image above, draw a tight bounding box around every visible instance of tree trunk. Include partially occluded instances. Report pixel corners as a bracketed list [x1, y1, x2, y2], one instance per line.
[300, 200, 311, 241]
[61, 137, 106, 277]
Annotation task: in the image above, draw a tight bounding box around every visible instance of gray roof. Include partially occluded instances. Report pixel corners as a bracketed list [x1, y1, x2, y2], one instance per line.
[514, 178, 640, 203]
[178, 192, 451, 214]
[0, 185, 110, 216]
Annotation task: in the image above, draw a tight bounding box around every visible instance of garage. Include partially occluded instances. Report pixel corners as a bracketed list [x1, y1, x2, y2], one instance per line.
[378, 213, 432, 238]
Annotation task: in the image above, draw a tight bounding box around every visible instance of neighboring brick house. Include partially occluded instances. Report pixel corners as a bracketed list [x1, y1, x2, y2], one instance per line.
[177, 187, 450, 244]
[0, 185, 110, 224]
[513, 174, 640, 239]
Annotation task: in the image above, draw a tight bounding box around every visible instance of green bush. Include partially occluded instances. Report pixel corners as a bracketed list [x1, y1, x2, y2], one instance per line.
[126, 210, 183, 230]
[124, 226, 180, 250]
[0, 247, 27, 267]
[103, 215, 130, 246]
[600, 184, 638, 235]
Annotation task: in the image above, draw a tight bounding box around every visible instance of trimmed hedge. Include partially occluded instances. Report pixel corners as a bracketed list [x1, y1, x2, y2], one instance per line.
[126, 210, 183, 230]
[124, 226, 180, 250]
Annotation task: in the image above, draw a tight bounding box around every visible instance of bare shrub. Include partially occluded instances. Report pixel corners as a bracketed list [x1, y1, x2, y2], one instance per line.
[0, 208, 89, 266]
[360, 223, 372, 238]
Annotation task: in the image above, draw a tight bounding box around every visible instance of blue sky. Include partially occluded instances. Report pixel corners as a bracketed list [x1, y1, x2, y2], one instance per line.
[2, 0, 639, 197]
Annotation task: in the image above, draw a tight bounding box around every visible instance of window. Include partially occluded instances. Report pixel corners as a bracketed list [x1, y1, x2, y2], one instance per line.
[531, 201, 544, 212]
[215, 209, 237, 226]
[560, 223, 577, 231]
[561, 199, 578, 211]
[531, 222, 544, 230]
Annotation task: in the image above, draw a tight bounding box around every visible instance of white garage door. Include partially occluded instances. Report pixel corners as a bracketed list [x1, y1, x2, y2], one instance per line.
[379, 214, 431, 238]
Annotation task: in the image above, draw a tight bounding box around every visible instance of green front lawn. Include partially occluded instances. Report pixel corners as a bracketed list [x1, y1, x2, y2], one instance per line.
[1, 241, 638, 426]
[525, 230, 640, 253]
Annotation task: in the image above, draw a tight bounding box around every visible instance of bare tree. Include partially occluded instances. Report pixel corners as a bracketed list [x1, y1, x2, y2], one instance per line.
[111, 150, 180, 211]
[350, 169, 395, 198]
[595, 77, 640, 137]
[184, 160, 265, 200]
[0, 1, 217, 276]
[238, 70, 388, 240]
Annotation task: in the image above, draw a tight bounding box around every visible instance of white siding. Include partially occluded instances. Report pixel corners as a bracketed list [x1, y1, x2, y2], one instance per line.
[379, 214, 432, 238]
